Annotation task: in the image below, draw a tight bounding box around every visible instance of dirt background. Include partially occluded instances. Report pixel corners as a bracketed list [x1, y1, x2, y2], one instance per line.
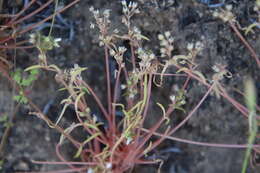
[0, 0, 260, 172]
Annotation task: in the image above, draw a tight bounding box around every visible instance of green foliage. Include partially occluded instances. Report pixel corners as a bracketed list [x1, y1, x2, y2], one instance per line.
[0, 114, 12, 128]
[11, 68, 39, 104]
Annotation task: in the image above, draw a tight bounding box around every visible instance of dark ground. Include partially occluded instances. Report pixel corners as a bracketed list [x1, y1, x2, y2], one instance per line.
[0, 0, 260, 172]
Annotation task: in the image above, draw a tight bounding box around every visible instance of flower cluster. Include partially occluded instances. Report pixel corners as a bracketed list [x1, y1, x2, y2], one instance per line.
[109, 46, 127, 65]
[158, 31, 174, 58]
[212, 5, 235, 23]
[89, 7, 112, 46]
[121, 0, 140, 27]
[137, 48, 155, 71]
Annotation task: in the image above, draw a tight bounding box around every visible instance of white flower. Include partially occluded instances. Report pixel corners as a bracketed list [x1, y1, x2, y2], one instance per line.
[90, 22, 95, 29]
[121, 0, 127, 6]
[126, 137, 133, 145]
[164, 31, 171, 38]
[170, 95, 175, 102]
[187, 43, 194, 50]
[158, 34, 164, 41]
[29, 33, 36, 44]
[53, 38, 61, 47]
[106, 163, 112, 169]
[121, 84, 126, 89]
[89, 6, 94, 12]
[109, 49, 116, 56]
[103, 9, 111, 18]
[118, 46, 127, 53]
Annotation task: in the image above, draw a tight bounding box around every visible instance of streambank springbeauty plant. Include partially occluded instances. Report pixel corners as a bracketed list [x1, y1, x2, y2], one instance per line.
[16, 1, 260, 173]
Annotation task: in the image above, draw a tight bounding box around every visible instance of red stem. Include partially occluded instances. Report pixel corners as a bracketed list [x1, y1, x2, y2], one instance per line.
[229, 21, 260, 68]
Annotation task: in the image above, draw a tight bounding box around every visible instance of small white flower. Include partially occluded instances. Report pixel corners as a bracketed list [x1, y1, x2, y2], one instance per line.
[103, 9, 111, 18]
[158, 34, 164, 41]
[106, 163, 112, 169]
[89, 6, 94, 12]
[149, 53, 155, 59]
[212, 11, 219, 18]
[170, 95, 175, 102]
[126, 137, 133, 145]
[121, 84, 126, 89]
[121, 0, 127, 6]
[212, 65, 220, 72]
[29, 33, 36, 44]
[164, 31, 171, 38]
[53, 38, 61, 47]
[90, 22, 95, 29]
[109, 49, 116, 56]
[132, 2, 138, 9]
[118, 46, 127, 53]
[225, 5, 233, 11]
[187, 43, 194, 50]
[195, 41, 203, 50]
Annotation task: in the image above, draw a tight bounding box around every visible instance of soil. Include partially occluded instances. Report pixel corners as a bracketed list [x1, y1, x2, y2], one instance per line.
[0, 0, 260, 173]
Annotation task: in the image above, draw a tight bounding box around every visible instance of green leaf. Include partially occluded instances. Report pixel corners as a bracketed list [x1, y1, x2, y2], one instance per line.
[21, 79, 32, 86]
[20, 96, 28, 104]
[30, 69, 39, 75]
[13, 70, 22, 83]
[0, 114, 8, 122]
[13, 95, 22, 102]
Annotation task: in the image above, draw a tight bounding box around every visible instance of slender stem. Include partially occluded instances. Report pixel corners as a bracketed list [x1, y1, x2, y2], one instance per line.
[168, 84, 215, 135]
[229, 21, 260, 68]
[48, 0, 59, 36]
[130, 44, 136, 70]
[112, 65, 122, 133]
[173, 64, 250, 117]
[104, 46, 112, 115]
[81, 81, 110, 124]
[140, 128, 260, 149]
[140, 73, 153, 126]
[141, 84, 215, 156]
